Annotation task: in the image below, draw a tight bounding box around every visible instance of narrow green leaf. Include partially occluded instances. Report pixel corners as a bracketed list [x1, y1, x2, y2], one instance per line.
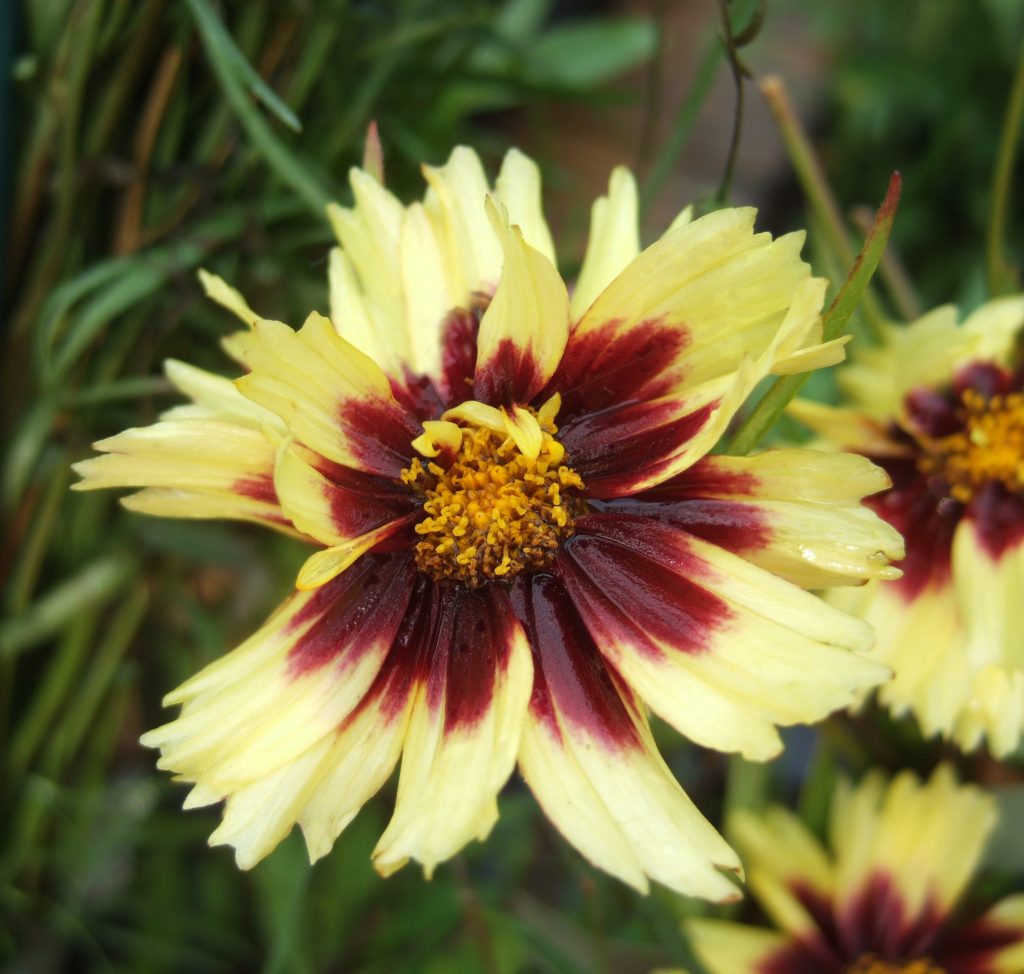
[0, 554, 136, 660]
[726, 171, 901, 455]
[184, 0, 302, 133]
[48, 583, 148, 770]
[184, 0, 332, 215]
[820, 172, 902, 342]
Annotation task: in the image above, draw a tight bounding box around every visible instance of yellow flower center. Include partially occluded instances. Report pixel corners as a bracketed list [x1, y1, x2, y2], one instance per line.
[401, 397, 584, 586]
[846, 956, 947, 974]
[917, 389, 1024, 502]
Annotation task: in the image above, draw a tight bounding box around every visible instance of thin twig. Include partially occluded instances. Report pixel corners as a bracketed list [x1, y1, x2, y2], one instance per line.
[986, 39, 1024, 297]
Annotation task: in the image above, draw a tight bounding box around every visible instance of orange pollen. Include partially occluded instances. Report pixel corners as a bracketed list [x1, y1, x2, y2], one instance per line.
[401, 412, 584, 587]
[916, 389, 1024, 502]
[846, 956, 947, 974]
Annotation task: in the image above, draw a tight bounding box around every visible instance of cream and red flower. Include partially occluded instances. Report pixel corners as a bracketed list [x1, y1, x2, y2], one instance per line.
[73, 147, 902, 897]
[687, 766, 1024, 974]
[790, 297, 1024, 757]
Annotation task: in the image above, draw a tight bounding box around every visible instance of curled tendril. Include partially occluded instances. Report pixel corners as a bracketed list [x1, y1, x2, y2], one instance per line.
[716, 0, 767, 203]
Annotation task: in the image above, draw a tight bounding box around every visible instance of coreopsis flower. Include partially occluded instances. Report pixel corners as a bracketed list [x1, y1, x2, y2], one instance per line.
[73, 146, 902, 898]
[687, 766, 1024, 974]
[790, 297, 1024, 756]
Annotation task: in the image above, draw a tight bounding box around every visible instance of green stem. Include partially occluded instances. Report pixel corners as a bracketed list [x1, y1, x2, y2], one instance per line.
[986, 40, 1024, 297]
[727, 172, 901, 455]
[759, 75, 888, 336]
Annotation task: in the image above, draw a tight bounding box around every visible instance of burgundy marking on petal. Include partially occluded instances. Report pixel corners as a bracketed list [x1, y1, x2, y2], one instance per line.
[934, 910, 1024, 974]
[953, 361, 1016, 400]
[590, 496, 771, 556]
[866, 454, 958, 598]
[560, 399, 719, 499]
[791, 882, 844, 954]
[337, 396, 421, 478]
[285, 552, 416, 676]
[305, 454, 418, 539]
[440, 306, 482, 408]
[544, 317, 686, 421]
[421, 585, 520, 732]
[905, 387, 963, 438]
[756, 937, 843, 974]
[391, 367, 447, 422]
[232, 475, 292, 526]
[835, 873, 943, 961]
[234, 474, 278, 504]
[756, 874, 949, 974]
[638, 457, 760, 500]
[509, 572, 643, 750]
[966, 480, 1024, 560]
[474, 337, 544, 408]
[338, 574, 438, 728]
[557, 512, 733, 657]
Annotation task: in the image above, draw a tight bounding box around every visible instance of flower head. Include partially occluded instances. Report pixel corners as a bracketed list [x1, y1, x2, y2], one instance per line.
[74, 147, 901, 897]
[791, 297, 1024, 756]
[687, 766, 1024, 974]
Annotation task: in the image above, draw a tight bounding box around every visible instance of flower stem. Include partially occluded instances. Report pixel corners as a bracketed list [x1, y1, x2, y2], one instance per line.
[727, 172, 901, 455]
[759, 75, 888, 338]
[986, 40, 1024, 297]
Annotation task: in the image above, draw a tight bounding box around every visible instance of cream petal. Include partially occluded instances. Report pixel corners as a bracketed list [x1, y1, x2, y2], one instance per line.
[572, 209, 821, 391]
[423, 145, 503, 297]
[686, 918, 788, 974]
[728, 805, 834, 935]
[233, 312, 418, 476]
[513, 574, 742, 900]
[618, 449, 905, 589]
[72, 419, 291, 533]
[570, 166, 640, 321]
[273, 441, 415, 548]
[474, 198, 569, 406]
[831, 766, 996, 917]
[198, 269, 260, 327]
[494, 147, 556, 266]
[557, 514, 889, 761]
[142, 555, 418, 868]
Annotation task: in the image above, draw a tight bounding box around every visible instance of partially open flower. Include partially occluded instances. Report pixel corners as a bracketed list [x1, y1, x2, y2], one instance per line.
[74, 146, 901, 897]
[687, 766, 1024, 974]
[791, 297, 1024, 756]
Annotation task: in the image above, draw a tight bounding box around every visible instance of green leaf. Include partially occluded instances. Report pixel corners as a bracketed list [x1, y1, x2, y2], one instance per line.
[526, 18, 657, 88]
[183, 0, 302, 133]
[184, 0, 333, 215]
[0, 554, 137, 659]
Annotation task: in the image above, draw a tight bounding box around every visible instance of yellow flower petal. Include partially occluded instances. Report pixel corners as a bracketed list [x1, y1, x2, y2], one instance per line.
[197, 269, 260, 327]
[494, 147, 556, 266]
[474, 197, 569, 406]
[234, 312, 417, 476]
[295, 519, 409, 590]
[570, 166, 639, 321]
[72, 419, 290, 533]
[687, 918, 787, 974]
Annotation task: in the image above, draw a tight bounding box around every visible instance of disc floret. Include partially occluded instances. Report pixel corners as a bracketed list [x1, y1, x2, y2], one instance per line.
[917, 388, 1024, 502]
[402, 396, 584, 586]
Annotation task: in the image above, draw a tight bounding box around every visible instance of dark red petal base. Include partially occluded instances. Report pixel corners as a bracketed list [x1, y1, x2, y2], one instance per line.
[757, 874, 1022, 974]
